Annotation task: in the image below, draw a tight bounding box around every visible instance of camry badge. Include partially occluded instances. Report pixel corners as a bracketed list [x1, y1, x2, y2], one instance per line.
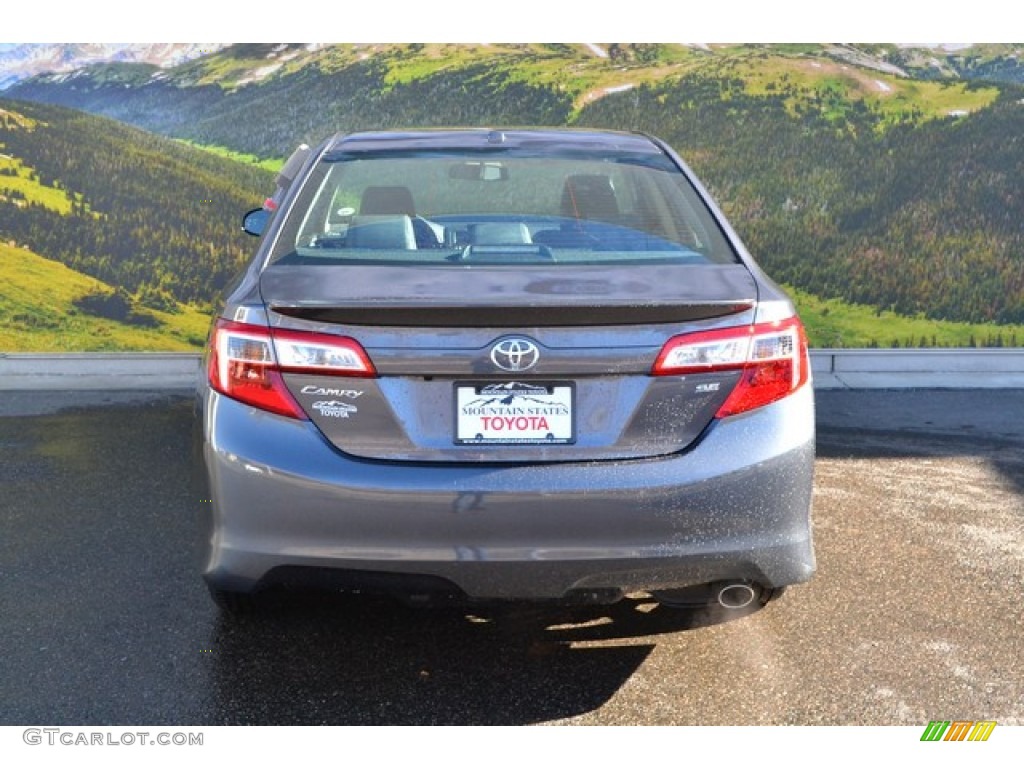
[490, 338, 540, 372]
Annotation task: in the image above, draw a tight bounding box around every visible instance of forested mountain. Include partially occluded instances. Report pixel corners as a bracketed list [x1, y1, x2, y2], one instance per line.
[8, 43, 1023, 157]
[7, 44, 577, 158]
[0, 99, 272, 307]
[3, 43, 1024, 331]
[581, 75, 1024, 323]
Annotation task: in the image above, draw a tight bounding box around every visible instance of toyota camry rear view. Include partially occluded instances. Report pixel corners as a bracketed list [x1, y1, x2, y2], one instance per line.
[197, 128, 815, 614]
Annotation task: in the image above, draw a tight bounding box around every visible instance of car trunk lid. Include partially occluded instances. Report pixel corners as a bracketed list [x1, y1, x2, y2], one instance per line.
[260, 262, 759, 462]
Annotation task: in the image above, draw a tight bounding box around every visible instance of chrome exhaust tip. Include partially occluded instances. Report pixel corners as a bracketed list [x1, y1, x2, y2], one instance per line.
[716, 582, 758, 609]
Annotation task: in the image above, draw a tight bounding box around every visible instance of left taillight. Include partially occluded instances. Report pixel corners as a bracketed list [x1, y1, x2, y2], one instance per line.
[207, 319, 376, 419]
[653, 317, 810, 417]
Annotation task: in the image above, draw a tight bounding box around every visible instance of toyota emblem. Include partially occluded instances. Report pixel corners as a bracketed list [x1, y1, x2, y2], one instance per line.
[490, 338, 540, 372]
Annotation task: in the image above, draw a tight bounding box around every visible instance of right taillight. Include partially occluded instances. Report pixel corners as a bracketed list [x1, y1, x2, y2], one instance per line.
[207, 319, 375, 419]
[653, 317, 810, 417]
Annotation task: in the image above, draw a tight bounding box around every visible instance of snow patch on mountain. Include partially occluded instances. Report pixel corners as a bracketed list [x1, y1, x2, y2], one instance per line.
[0, 44, 227, 90]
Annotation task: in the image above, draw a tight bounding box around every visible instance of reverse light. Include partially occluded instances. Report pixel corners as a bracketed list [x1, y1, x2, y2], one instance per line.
[207, 319, 376, 418]
[653, 318, 809, 417]
[270, 327, 376, 375]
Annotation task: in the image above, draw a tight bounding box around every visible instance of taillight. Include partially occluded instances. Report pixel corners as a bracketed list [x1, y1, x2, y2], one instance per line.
[653, 318, 809, 417]
[207, 319, 375, 418]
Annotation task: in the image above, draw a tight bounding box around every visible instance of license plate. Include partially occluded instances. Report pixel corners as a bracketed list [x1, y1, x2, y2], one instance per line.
[455, 381, 575, 445]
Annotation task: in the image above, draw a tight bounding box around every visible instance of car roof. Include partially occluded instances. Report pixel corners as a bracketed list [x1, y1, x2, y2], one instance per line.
[325, 128, 665, 156]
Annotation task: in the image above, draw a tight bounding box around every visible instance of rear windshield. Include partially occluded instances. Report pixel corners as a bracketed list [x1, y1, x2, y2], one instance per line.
[267, 149, 739, 267]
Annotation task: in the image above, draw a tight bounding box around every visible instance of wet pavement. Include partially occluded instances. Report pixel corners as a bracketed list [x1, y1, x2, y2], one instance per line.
[1, 390, 1022, 725]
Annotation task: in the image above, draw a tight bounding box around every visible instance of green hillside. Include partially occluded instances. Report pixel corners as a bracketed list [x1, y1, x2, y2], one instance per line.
[788, 287, 1023, 349]
[0, 241, 209, 351]
[0, 99, 273, 307]
[9, 44, 1017, 158]
[4, 236, 1018, 352]
[4, 43, 1024, 347]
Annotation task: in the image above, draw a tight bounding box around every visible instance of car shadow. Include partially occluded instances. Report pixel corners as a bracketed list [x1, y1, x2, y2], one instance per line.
[815, 390, 1024, 498]
[204, 591, 765, 725]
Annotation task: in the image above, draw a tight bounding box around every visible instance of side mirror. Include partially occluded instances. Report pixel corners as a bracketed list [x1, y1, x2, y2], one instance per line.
[242, 208, 270, 237]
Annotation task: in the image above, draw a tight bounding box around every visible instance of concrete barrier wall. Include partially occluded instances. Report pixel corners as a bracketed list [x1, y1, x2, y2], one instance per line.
[0, 353, 201, 390]
[811, 349, 1024, 389]
[1, 350, 1023, 390]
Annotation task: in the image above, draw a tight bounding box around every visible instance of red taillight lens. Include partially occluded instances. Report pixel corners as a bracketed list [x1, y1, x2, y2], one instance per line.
[653, 318, 810, 417]
[207, 319, 375, 418]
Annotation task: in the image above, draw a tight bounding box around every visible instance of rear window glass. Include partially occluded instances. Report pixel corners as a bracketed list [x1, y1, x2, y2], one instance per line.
[267, 149, 738, 267]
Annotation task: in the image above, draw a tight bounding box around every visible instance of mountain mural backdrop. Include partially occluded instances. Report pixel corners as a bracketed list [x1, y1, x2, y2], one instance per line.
[2, 43, 1023, 350]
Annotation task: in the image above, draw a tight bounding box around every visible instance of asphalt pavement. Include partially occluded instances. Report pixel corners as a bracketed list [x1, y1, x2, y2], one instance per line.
[1, 389, 1021, 725]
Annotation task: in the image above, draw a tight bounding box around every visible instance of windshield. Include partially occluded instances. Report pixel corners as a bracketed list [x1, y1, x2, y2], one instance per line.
[267, 149, 739, 267]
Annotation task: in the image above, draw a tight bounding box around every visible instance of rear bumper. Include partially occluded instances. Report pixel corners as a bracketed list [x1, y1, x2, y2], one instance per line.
[199, 385, 816, 600]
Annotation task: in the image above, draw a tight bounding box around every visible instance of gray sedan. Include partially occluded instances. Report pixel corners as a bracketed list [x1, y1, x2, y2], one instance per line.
[197, 128, 815, 616]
